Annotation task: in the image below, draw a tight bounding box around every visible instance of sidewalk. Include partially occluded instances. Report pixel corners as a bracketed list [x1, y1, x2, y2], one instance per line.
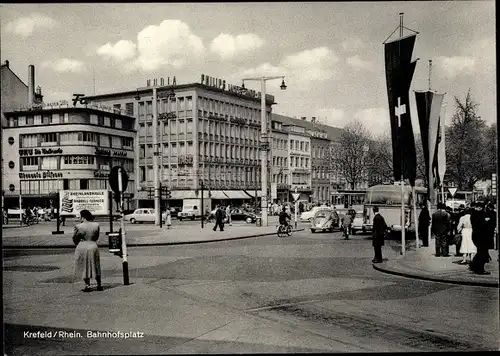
[374, 238, 499, 288]
[2, 221, 305, 248]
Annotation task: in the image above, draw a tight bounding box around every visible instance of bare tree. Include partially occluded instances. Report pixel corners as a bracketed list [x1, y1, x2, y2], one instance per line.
[366, 133, 393, 185]
[330, 120, 371, 190]
[414, 134, 428, 186]
[446, 90, 489, 190]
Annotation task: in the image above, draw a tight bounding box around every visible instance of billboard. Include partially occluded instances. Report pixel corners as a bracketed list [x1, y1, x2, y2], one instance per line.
[59, 190, 109, 216]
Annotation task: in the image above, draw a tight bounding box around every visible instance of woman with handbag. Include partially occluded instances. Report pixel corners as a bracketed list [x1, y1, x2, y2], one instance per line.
[73, 209, 103, 292]
[456, 208, 476, 265]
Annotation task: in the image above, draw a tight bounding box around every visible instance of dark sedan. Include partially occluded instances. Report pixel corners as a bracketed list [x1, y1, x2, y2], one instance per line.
[230, 208, 257, 223]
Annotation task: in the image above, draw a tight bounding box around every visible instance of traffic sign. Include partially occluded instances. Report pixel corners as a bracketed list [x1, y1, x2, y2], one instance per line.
[292, 193, 300, 202]
[448, 187, 457, 197]
[109, 166, 129, 194]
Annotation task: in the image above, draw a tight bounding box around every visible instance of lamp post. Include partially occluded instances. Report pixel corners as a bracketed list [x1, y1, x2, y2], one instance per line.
[241, 76, 286, 227]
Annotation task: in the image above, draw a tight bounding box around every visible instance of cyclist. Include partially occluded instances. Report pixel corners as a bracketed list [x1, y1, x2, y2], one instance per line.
[341, 212, 353, 240]
[279, 207, 291, 230]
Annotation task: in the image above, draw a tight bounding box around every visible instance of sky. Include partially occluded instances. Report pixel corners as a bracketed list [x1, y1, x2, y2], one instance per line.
[1, 2, 496, 137]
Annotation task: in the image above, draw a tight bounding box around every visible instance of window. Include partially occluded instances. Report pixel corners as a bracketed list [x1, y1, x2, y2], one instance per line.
[126, 102, 134, 116]
[26, 116, 34, 125]
[80, 179, 89, 190]
[138, 102, 145, 116]
[63, 113, 69, 123]
[115, 118, 122, 129]
[104, 116, 110, 126]
[98, 115, 104, 126]
[60, 132, 79, 143]
[41, 133, 57, 144]
[41, 156, 58, 170]
[146, 101, 152, 115]
[113, 104, 121, 114]
[186, 96, 193, 111]
[300, 141, 304, 151]
[90, 114, 98, 125]
[112, 136, 121, 148]
[81, 132, 97, 142]
[18, 116, 26, 126]
[21, 157, 39, 168]
[21, 134, 38, 147]
[42, 115, 52, 125]
[122, 137, 133, 148]
[170, 120, 177, 135]
[99, 134, 110, 147]
[63, 156, 95, 165]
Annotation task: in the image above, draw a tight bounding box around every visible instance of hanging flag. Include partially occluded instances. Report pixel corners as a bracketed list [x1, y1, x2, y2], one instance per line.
[435, 110, 446, 187]
[384, 34, 418, 186]
[415, 91, 444, 201]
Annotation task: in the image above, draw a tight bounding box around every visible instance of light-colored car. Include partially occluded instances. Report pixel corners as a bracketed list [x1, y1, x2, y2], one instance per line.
[7, 207, 25, 217]
[300, 206, 332, 221]
[124, 209, 165, 224]
[351, 212, 369, 234]
[178, 204, 200, 221]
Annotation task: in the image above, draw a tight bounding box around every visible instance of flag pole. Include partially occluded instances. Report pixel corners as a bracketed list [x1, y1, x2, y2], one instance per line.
[399, 12, 406, 256]
[413, 185, 419, 249]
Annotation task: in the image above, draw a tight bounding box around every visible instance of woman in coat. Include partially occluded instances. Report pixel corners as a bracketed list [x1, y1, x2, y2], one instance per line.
[456, 208, 476, 264]
[165, 208, 172, 229]
[74, 209, 102, 292]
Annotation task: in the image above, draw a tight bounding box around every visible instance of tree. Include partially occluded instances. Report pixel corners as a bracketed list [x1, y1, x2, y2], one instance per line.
[414, 134, 428, 186]
[446, 90, 489, 190]
[329, 120, 371, 190]
[366, 133, 393, 185]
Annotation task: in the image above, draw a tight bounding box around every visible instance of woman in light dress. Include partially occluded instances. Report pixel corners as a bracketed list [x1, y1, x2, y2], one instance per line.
[73, 209, 102, 292]
[165, 208, 172, 229]
[457, 208, 476, 264]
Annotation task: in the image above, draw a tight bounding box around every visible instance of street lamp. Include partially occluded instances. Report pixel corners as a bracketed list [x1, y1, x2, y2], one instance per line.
[241, 76, 287, 227]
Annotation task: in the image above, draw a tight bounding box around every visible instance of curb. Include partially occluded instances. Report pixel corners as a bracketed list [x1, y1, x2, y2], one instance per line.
[2, 228, 305, 249]
[372, 262, 499, 288]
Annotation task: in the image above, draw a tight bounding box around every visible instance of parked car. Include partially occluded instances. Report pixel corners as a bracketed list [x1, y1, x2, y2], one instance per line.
[124, 209, 165, 224]
[178, 205, 199, 221]
[300, 206, 332, 222]
[170, 207, 181, 218]
[230, 208, 257, 223]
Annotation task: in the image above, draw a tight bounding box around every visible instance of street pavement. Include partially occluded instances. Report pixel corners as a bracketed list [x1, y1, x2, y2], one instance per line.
[3, 229, 499, 353]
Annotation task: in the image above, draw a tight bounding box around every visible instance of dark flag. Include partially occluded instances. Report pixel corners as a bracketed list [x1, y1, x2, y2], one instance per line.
[415, 90, 444, 202]
[384, 34, 418, 186]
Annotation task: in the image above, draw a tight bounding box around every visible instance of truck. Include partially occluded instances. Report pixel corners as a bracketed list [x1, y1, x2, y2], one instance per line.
[178, 198, 211, 221]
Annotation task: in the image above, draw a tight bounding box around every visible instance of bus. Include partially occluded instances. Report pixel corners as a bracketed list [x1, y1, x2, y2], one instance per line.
[362, 184, 427, 235]
[331, 190, 366, 210]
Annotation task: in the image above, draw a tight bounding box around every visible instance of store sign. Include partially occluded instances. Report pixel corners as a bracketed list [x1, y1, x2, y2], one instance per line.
[19, 171, 63, 179]
[95, 148, 127, 157]
[19, 148, 63, 156]
[59, 190, 108, 216]
[200, 74, 275, 102]
[94, 171, 110, 178]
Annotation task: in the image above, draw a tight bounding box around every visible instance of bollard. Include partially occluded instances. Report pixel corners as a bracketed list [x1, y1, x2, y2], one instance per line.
[108, 231, 122, 256]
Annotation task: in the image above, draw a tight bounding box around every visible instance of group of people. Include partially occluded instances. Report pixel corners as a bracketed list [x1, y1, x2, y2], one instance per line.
[211, 205, 231, 231]
[418, 201, 496, 275]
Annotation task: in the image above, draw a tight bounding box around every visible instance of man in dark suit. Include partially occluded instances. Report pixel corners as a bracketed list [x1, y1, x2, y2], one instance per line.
[418, 201, 431, 247]
[372, 206, 387, 263]
[213, 205, 225, 232]
[470, 202, 491, 274]
[431, 203, 451, 257]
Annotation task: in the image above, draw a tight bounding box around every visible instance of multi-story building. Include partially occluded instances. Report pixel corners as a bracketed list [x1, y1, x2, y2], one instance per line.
[85, 75, 276, 208]
[309, 126, 331, 204]
[270, 119, 289, 202]
[2, 104, 136, 209]
[285, 124, 312, 202]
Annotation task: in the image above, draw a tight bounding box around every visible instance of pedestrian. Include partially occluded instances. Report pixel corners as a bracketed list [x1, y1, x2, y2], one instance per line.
[165, 207, 172, 229]
[456, 207, 476, 264]
[452, 204, 466, 256]
[431, 203, 451, 257]
[418, 201, 431, 247]
[341, 212, 353, 240]
[372, 206, 387, 263]
[213, 205, 225, 232]
[469, 202, 491, 274]
[485, 203, 496, 255]
[73, 209, 103, 292]
[225, 204, 232, 226]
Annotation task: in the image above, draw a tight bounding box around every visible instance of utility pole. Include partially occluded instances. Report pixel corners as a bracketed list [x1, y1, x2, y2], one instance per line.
[152, 87, 160, 225]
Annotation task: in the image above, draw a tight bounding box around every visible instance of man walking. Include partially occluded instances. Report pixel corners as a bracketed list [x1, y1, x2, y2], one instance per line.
[418, 201, 431, 247]
[213, 205, 225, 232]
[470, 202, 490, 274]
[431, 203, 451, 257]
[372, 206, 387, 263]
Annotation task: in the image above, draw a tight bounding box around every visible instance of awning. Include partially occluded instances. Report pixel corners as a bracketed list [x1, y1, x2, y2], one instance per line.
[224, 190, 252, 199]
[209, 190, 228, 199]
[244, 190, 265, 198]
[170, 190, 197, 200]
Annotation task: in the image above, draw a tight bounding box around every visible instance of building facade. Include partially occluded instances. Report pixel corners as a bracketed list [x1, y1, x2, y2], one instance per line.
[85, 75, 275, 208]
[2, 105, 136, 209]
[286, 125, 312, 202]
[310, 129, 331, 204]
[270, 119, 289, 203]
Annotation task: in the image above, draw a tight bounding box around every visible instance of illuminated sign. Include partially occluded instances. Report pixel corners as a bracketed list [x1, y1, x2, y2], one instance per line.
[200, 74, 275, 102]
[95, 148, 127, 157]
[19, 148, 63, 156]
[19, 171, 63, 179]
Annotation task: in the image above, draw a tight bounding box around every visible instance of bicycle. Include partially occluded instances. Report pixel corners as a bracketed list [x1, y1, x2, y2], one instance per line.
[277, 223, 292, 237]
[342, 224, 351, 240]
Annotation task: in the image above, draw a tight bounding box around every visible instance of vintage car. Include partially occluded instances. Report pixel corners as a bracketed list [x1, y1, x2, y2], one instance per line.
[310, 208, 339, 233]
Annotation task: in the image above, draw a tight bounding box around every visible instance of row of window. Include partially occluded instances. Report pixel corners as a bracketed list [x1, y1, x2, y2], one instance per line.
[312, 146, 328, 159]
[198, 97, 262, 125]
[8, 113, 126, 129]
[290, 139, 310, 152]
[19, 156, 134, 171]
[19, 179, 134, 195]
[291, 172, 311, 185]
[140, 166, 262, 183]
[21, 132, 133, 149]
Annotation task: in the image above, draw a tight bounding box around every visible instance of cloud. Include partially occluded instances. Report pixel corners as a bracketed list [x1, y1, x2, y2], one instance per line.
[354, 107, 390, 136]
[282, 47, 339, 81]
[239, 62, 284, 78]
[210, 33, 264, 60]
[97, 40, 137, 62]
[4, 13, 56, 36]
[129, 19, 204, 71]
[43, 91, 72, 102]
[341, 38, 364, 52]
[346, 55, 374, 71]
[436, 56, 475, 78]
[42, 58, 85, 73]
[315, 108, 346, 127]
